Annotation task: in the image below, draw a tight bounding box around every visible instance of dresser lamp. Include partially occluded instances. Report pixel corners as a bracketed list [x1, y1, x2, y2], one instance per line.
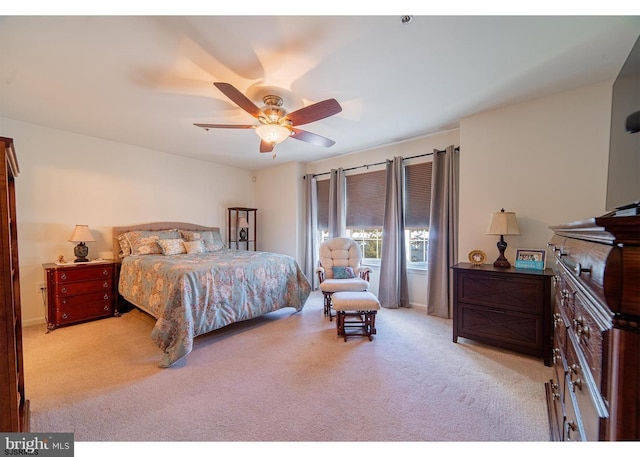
[69, 224, 95, 263]
[486, 209, 520, 268]
[238, 217, 250, 242]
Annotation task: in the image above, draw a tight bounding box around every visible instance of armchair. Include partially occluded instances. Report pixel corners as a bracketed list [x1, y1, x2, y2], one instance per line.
[316, 237, 371, 320]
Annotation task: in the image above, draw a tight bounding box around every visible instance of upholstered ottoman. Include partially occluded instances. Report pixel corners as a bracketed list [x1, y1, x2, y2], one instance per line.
[331, 291, 380, 341]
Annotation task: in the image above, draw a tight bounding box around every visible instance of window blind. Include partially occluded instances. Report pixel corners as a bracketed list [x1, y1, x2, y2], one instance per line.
[315, 160, 433, 230]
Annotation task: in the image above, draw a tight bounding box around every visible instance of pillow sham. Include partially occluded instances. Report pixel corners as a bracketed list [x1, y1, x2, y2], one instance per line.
[125, 229, 180, 256]
[116, 234, 132, 259]
[180, 230, 227, 252]
[158, 238, 186, 256]
[332, 266, 356, 279]
[184, 240, 206, 254]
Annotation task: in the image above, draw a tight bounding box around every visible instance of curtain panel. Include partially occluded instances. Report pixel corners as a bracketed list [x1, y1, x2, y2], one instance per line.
[426, 145, 459, 318]
[378, 156, 409, 309]
[328, 168, 346, 238]
[303, 174, 319, 289]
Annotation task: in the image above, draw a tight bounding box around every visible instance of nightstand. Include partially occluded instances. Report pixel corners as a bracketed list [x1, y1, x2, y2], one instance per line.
[452, 263, 553, 366]
[43, 261, 118, 331]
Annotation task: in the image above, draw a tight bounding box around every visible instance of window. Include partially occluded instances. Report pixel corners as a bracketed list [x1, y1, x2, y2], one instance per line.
[316, 160, 432, 268]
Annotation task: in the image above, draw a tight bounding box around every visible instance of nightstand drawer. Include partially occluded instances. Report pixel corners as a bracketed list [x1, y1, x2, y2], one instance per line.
[53, 265, 112, 282]
[456, 271, 545, 313]
[54, 290, 113, 309]
[457, 302, 544, 353]
[54, 278, 112, 296]
[54, 299, 114, 324]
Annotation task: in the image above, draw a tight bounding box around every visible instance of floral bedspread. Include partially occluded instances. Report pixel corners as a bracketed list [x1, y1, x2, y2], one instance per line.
[118, 250, 311, 367]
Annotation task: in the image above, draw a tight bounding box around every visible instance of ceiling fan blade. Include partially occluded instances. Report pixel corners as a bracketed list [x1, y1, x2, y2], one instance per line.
[290, 128, 336, 148]
[259, 140, 275, 153]
[285, 99, 342, 126]
[213, 82, 263, 119]
[194, 123, 254, 130]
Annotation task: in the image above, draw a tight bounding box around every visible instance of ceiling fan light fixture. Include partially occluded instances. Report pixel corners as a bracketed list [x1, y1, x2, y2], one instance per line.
[255, 124, 291, 144]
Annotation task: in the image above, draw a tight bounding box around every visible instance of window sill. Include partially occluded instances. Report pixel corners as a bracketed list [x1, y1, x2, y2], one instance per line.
[362, 260, 427, 273]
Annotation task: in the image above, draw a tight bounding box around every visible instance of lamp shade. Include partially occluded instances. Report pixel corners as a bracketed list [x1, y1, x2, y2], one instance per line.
[486, 210, 520, 236]
[68, 224, 96, 243]
[238, 217, 250, 228]
[255, 124, 291, 144]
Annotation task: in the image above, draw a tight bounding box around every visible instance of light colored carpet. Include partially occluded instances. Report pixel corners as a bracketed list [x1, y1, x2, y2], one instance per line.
[22, 291, 552, 444]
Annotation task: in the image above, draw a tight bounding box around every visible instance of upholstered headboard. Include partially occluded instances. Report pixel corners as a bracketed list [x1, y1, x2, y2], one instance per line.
[112, 222, 220, 262]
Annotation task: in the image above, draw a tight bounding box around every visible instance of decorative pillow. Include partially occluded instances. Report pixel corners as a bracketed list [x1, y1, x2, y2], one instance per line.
[158, 238, 186, 256]
[184, 240, 206, 254]
[116, 234, 132, 259]
[332, 266, 356, 279]
[125, 229, 180, 255]
[180, 230, 227, 252]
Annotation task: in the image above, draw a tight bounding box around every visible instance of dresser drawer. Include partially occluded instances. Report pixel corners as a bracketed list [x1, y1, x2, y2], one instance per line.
[571, 289, 609, 389]
[564, 373, 586, 441]
[456, 271, 545, 313]
[565, 332, 608, 441]
[53, 265, 113, 282]
[54, 278, 112, 296]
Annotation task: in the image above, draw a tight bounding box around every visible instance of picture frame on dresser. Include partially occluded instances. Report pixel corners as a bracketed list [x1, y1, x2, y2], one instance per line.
[514, 248, 546, 270]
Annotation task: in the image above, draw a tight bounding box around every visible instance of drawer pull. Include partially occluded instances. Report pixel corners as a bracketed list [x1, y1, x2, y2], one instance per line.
[569, 363, 580, 375]
[552, 348, 561, 365]
[102, 269, 109, 276]
[103, 281, 109, 288]
[573, 317, 590, 340]
[103, 305, 110, 311]
[570, 378, 583, 392]
[552, 275, 560, 288]
[565, 420, 578, 440]
[61, 287, 67, 294]
[103, 294, 109, 300]
[60, 273, 67, 280]
[61, 313, 68, 320]
[573, 263, 591, 276]
[553, 313, 561, 327]
[576, 325, 590, 340]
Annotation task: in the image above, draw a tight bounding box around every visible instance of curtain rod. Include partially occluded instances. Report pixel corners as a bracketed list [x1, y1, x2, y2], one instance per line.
[303, 146, 460, 179]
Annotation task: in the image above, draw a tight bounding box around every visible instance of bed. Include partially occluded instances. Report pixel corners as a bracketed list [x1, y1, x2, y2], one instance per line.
[112, 222, 311, 367]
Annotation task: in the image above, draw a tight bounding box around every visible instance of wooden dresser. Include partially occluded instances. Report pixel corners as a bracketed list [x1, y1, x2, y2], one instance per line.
[452, 263, 554, 366]
[43, 261, 118, 331]
[545, 215, 639, 441]
[0, 137, 29, 432]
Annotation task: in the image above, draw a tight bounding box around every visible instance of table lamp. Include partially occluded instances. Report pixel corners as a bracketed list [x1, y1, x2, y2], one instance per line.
[238, 217, 250, 242]
[486, 209, 520, 268]
[69, 224, 96, 262]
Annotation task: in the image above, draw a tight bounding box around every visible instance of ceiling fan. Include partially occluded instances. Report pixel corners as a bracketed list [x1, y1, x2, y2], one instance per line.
[194, 82, 342, 156]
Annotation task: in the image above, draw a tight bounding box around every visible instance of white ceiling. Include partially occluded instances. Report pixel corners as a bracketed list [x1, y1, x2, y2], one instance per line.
[1, 15, 639, 170]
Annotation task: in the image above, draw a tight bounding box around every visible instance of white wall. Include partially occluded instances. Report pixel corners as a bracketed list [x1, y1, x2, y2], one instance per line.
[458, 80, 612, 265]
[2, 117, 254, 325]
[253, 161, 306, 263]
